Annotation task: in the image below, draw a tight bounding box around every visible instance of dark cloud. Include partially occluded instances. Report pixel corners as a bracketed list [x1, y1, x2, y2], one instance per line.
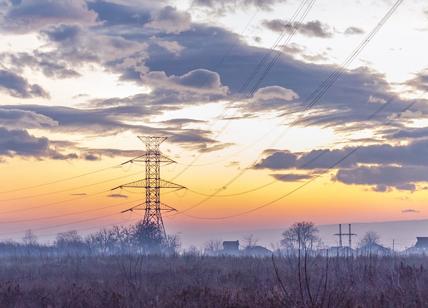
[91, 70, 229, 114]
[0, 0, 423, 168]
[144, 24, 419, 132]
[281, 43, 305, 55]
[335, 166, 425, 192]
[77, 147, 143, 159]
[280, 43, 328, 63]
[406, 69, 428, 91]
[1, 52, 80, 79]
[271, 173, 312, 182]
[13, 1, 406, 134]
[0, 69, 49, 98]
[0, 127, 76, 160]
[140, 69, 228, 95]
[391, 127, 428, 140]
[192, 0, 287, 13]
[41, 24, 147, 69]
[0, 105, 230, 154]
[402, 209, 420, 214]
[168, 130, 215, 144]
[344, 26, 365, 35]
[256, 140, 428, 171]
[145, 6, 191, 34]
[0, 104, 158, 135]
[83, 153, 100, 161]
[0, 0, 97, 33]
[152, 38, 184, 56]
[263, 19, 333, 38]
[42, 24, 80, 42]
[168, 129, 233, 153]
[107, 193, 128, 199]
[254, 151, 297, 169]
[255, 138, 428, 191]
[161, 118, 206, 128]
[87, 0, 152, 27]
[0, 108, 57, 129]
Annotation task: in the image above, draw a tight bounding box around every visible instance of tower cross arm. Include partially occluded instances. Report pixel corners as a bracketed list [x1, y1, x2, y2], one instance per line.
[120, 202, 177, 213]
[111, 179, 186, 191]
[120, 153, 176, 165]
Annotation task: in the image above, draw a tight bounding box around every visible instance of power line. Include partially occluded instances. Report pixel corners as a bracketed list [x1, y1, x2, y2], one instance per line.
[0, 10, 257, 200]
[0, 212, 124, 238]
[32, 215, 141, 240]
[2, 96, 411, 238]
[169, 0, 316, 180]
[185, 148, 329, 198]
[176, 97, 420, 220]
[170, 0, 403, 217]
[246, 0, 317, 97]
[0, 189, 109, 215]
[0, 199, 142, 224]
[214, 10, 259, 69]
[0, 171, 141, 202]
[28, 216, 140, 241]
[238, 0, 315, 95]
[0, 164, 120, 194]
[0, 1, 408, 239]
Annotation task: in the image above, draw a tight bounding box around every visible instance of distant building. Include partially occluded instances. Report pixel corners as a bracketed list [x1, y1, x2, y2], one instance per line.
[404, 237, 428, 255]
[222, 241, 240, 255]
[415, 237, 428, 248]
[358, 243, 392, 256]
[243, 245, 272, 257]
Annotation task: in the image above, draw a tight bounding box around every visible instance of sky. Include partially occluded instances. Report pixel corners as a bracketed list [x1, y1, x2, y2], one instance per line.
[0, 0, 428, 247]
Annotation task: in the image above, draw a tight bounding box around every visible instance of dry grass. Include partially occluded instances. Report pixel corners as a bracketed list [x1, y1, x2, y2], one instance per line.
[0, 254, 427, 307]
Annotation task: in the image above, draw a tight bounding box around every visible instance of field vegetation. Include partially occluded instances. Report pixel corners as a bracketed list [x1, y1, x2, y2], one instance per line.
[0, 221, 426, 307]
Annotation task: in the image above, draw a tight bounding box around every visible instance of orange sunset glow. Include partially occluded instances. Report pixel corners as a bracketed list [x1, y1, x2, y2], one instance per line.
[0, 0, 427, 250]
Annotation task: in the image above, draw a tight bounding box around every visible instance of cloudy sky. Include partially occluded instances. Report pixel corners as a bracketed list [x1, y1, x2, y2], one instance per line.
[0, 0, 427, 244]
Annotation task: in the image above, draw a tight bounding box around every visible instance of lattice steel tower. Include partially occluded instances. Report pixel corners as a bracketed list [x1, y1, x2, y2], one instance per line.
[112, 136, 185, 238]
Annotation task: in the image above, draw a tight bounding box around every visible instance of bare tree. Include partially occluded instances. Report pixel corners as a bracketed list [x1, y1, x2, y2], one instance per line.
[55, 230, 86, 255]
[359, 231, 380, 247]
[163, 234, 181, 255]
[185, 245, 200, 256]
[86, 228, 116, 255]
[132, 221, 163, 253]
[243, 234, 258, 248]
[281, 222, 320, 252]
[22, 229, 38, 246]
[204, 239, 222, 255]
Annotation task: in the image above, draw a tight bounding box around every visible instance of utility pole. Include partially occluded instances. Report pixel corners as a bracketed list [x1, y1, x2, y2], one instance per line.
[347, 224, 357, 248]
[334, 224, 343, 247]
[112, 136, 185, 239]
[334, 224, 357, 248]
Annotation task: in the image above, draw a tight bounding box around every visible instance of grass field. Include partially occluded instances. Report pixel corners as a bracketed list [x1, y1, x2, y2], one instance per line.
[0, 253, 428, 307]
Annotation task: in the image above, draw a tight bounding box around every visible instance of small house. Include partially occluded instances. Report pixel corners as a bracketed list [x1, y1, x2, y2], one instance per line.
[222, 240, 240, 255]
[243, 245, 272, 257]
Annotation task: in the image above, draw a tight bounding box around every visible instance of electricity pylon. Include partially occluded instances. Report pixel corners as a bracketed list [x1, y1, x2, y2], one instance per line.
[112, 136, 185, 239]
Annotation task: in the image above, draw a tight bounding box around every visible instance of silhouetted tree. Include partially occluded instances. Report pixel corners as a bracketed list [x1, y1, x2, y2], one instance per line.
[132, 221, 163, 253]
[22, 229, 38, 246]
[281, 221, 320, 252]
[359, 231, 380, 247]
[204, 239, 222, 255]
[86, 228, 116, 255]
[55, 230, 86, 255]
[243, 234, 258, 248]
[163, 234, 181, 255]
